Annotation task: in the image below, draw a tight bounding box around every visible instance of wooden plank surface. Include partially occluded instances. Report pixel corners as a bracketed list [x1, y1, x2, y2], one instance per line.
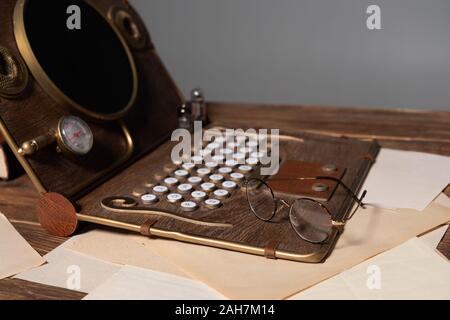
[0, 103, 449, 300]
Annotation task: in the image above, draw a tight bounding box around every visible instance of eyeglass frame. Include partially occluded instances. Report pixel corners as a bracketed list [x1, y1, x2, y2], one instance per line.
[245, 176, 367, 244]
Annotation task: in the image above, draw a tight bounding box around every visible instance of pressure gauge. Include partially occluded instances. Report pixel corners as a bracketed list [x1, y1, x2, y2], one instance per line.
[18, 115, 94, 157]
[56, 116, 94, 155]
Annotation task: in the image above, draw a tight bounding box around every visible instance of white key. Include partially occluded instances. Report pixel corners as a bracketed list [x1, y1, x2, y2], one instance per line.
[205, 161, 219, 169]
[209, 174, 224, 183]
[201, 182, 216, 192]
[239, 147, 253, 155]
[247, 140, 259, 149]
[167, 193, 183, 203]
[196, 168, 211, 177]
[226, 141, 240, 149]
[219, 167, 233, 174]
[191, 190, 207, 201]
[246, 157, 259, 166]
[222, 181, 237, 190]
[164, 177, 179, 186]
[230, 172, 245, 181]
[182, 162, 196, 171]
[181, 201, 198, 212]
[219, 148, 233, 156]
[188, 176, 203, 185]
[225, 159, 238, 167]
[204, 198, 222, 209]
[238, 165, 253, 173]
[153, 185, 169, 195]
[174, 169, 190, 178]
[214, 189, 230, 199]
[233, 153, 246, 162]
[212, 155, 225, 163]
[206, 142, 221, 150]
[141, 194, 158, 204]
[251, 151, 265, 159]
[191, 155, 203, 164]
[199, 149, 212, 157]
[177, 183, 193, 193]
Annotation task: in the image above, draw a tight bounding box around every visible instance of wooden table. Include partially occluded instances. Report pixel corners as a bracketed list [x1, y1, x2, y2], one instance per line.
[1, 103, 449, 300]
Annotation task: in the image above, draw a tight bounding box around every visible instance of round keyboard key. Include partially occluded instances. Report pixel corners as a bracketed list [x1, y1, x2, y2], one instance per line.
[191, 155, 203, 164]
[230, 172, 245, 181]
[219, 148, 233, 156]
[235, 134, 247, 144]
[196, 168, 211, 177]
[201, 182, 216, 192]
[251, 151, 265, 159]
[164, 177, 179, 187]
[204, 198, 222, 209]
[164, 163, 178, 173]
[239, 147, 253, 155]
[177, 183, 193, 193]
[247, 140, 259, 149]
[246, 157, 259, 166]
[174, 169, 189, 179]
[209, 174, 224, 183]
[191, 190, 208, 201]
[222, 180, 237, 190]
[206, 142, 221, 150]
[219, 167, 233, 174]
[141, 194, 158, 205]
[167, 193, 183, 203]
[212, 155, 225, 163]
[226, 141, 240, 149]
[153, 185, 169, 195]
[238, 165, 253, 173]
[233, 152, 246, 162]
[214, 189, 230, 199]
[182, 162, 196, 171]
[225, 159, 238, 168]
[181, 201, 198, 212]
[205, 161, 219, 169]
[188, 176, 203, 185]
[199, 149, 212, 157]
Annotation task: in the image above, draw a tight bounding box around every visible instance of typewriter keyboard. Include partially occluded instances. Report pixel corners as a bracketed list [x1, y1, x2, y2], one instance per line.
[130, 129, 272, 212]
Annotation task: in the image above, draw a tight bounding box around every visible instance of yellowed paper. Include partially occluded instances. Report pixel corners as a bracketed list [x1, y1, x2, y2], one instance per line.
[84, 265, 225, 300]
[0, 213, 45, 279]
[290, 238, 450, 300]
[67, 200, 450, 300]
[15, 241, 122, 293]
[68, 228, 187, 278]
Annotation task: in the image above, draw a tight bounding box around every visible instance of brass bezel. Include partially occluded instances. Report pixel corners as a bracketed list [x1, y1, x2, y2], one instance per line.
[56, 116, 94, 156]
[13, 0, 139, 121]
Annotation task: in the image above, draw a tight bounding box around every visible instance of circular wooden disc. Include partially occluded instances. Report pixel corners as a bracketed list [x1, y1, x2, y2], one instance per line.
[36, 192, 79, 237]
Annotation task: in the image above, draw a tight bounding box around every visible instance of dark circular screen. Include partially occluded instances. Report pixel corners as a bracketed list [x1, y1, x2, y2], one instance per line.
[23, 0, 135, 115]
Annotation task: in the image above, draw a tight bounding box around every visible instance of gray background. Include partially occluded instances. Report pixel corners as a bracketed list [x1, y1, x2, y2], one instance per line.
[131, 0, 450, 111]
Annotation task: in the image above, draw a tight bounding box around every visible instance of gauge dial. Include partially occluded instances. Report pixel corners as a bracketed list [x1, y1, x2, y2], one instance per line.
[57, 116, 94, 155]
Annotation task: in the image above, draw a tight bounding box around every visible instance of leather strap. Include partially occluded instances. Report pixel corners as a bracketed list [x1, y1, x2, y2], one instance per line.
[140, 219, 158, 237]
[264, 240, 280, 260]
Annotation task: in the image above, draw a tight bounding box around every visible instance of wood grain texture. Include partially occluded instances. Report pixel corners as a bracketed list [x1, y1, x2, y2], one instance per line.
[78, 126, 379, 261]
[0, 0, 183, 198]
[0, 103, 449, 299]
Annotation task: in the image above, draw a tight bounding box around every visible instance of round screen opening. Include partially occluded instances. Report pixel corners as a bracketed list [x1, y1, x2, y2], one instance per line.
[21, 0, 136, 117]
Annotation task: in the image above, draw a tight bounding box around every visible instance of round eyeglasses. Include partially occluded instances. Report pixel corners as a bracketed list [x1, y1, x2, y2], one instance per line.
[245, 176, 367, 244]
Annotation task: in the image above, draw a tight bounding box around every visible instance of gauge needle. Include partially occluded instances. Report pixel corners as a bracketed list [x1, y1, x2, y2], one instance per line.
[68, 130, 82, 143]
